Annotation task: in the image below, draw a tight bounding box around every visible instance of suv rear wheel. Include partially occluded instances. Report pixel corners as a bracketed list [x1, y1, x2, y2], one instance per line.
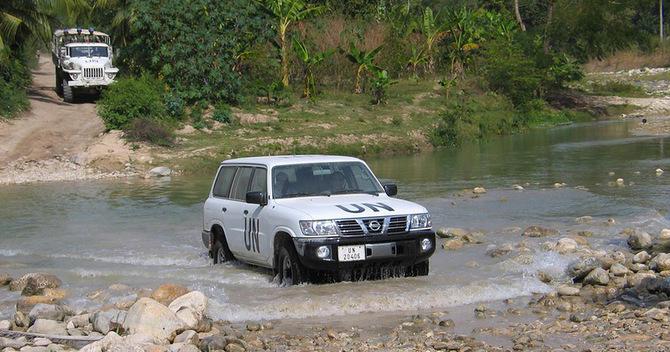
[276, 240, 307, 286]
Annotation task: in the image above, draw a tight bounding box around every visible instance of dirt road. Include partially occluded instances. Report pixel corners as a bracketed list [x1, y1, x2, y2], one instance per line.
[0, 55, 104, 165]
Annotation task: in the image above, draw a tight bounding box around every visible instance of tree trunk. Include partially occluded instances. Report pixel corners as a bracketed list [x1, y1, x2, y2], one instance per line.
[280, 26, 289, 88]
[354, 65, 364, 94]
[543, 0, 555, 54]
[514, 0, 526, 32]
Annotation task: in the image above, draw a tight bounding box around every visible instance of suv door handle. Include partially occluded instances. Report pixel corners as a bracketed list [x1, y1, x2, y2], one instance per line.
[222, 207, 227, 212]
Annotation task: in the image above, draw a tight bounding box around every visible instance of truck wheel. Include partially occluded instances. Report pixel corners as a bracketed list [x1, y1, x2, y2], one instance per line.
[212, 239, 234, 265]
[55, 70, 63, 95]
[407, 260, 429, 277]
[63, 79, 74, 103]
[276, 240, 307, 286]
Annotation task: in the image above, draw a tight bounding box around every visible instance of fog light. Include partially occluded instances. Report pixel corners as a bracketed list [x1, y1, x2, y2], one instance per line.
[420, 238, 432, 252]
[316, 245, 330, 259]
[70, 73, 79, 80]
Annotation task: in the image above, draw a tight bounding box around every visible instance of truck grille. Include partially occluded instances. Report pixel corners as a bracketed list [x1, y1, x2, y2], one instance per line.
[83, 67, 104, 79]
[336, 216, 409, 236]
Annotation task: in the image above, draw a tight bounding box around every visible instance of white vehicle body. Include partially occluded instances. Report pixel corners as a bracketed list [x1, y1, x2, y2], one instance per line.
[51, 28, 119, 102]
[201, 155, 436, 285]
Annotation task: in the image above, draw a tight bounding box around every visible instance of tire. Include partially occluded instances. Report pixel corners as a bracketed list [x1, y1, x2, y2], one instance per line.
[407, 260, 429, 277]
[63, 79, 74, 103]
[55, 70, 63, 96]
[275, 240, 307, 286]
[212, 238, 234, 265]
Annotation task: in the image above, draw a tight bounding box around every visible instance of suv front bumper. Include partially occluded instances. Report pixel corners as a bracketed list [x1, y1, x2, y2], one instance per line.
[293, 230, 435, 271]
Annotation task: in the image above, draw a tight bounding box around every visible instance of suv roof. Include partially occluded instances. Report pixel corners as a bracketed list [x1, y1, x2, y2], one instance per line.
[220, 155, 363, 168]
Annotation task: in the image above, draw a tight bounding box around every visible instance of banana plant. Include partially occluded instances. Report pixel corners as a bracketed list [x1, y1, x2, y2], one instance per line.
[341, 42, 383, 94]
[292, 38, 333, 99]
[259, 0, 325, 88]
[406, 45, 427, 79]
[417, 7, 448, 74]
[445, 7, 483, 77]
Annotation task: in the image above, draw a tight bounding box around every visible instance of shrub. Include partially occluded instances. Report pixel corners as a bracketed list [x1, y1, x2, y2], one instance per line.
[212, 103, 232, 124]
[125, 117, 175, 147]
[164, 93, 185, 120]
[370, 70, 395, 105]
[0, 56, 31, 119]
[98, 76, 167, 130]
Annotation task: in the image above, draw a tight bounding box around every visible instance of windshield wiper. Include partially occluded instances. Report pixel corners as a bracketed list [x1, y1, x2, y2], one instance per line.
[330, 189, 379, 196]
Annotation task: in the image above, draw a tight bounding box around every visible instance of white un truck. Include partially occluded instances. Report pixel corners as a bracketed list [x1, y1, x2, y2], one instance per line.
[201, 155, 436, 286]
[52, 28, 119, 102]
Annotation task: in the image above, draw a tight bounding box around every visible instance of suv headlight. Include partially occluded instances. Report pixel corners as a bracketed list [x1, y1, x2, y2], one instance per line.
[65, 62, 80, 70]
[299, 220, 338, 236]
[409, 213, 432, 230]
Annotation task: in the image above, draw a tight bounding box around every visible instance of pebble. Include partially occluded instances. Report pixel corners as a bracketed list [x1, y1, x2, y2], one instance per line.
[557, 285, 580, 296]
[473, 187, 486, 194]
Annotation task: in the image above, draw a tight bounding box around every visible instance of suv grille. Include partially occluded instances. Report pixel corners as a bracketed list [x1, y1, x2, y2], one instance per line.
[335, 216, 409, 236]
[83, 67, 104, 79]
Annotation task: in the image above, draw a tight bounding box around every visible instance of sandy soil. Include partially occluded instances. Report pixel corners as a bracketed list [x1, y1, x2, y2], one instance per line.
[0, 56, 146, 184]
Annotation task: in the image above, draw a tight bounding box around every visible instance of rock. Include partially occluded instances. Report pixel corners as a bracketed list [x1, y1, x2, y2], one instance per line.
[627, 231, 652, 250]
[224, 343, 245, 352]
[0, 337, 27, 349]
[554, 238, 578, 254]
[9, 273, 61, 293]
[568, 257, 601, 281]
[522, 226, 559, 237]
[31, 339, 51, 347]
[151, 284, 189, 306]
[462, 232, 484, 244]
[610, 263, 629, 276]
[175, 344, 200, 352]
[122, 298, 186, 344]
[0, 273, 11, 286]
[148, 167, 172, 177]
[16, 296, 60, 314]
[173, 331, 199, 345]
[627, 272, 657, 287]
[67, 314, 90, 329]
[557, 285, 580, 296]
[198, 335, 227, 351]
[168, 291, 208, 331]
[577, 231, 593, 237]
[438, 319, 454, 328]
[472, 187, 486, 194]
[616, 178, 625, 186]
[92, 309, 127, 334]
[0, 320, 10, 330]
[575, 216, 592, 224]
[629, 263, 649, 272]
[27, 320, 67, 336]
[583, 268, 610, 286]
[656, 168, 664, 176]
[438, 228, 467, 239]
[660, 229, 670, 240]
[633, 251, 651, 264]
[512, 185, 524, 191]
[486, 244, 513, 258]
[441, 239, 463, 250]
[435, 228, 449, 238]
[28, 304, 65, 323]
[650, 253, 670, 272]
[79, 332, 123, 352]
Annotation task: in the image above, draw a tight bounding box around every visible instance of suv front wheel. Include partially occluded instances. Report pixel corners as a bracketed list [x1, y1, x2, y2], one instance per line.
[212, 239, 234, 265]
[276, 240, 307, 286]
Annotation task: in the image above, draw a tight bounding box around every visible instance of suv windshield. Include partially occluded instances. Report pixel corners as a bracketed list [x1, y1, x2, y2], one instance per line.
[272, 162, 383, 199]
[69, 46, 108, 58]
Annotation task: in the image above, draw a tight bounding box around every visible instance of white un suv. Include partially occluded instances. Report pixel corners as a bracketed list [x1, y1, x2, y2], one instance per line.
[201, 155, 435, 286]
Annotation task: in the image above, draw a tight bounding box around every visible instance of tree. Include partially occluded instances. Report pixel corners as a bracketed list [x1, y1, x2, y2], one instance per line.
[92, 0, 135, 47]
[417, 7, 448, 73]
[513, 0, 526, 31]
[406, 45, 427, 79]
[292, 38, 332, 98]
[444, 7, 483, 77]
[341, 42, 383, 94]
[259, 0, 325, 88]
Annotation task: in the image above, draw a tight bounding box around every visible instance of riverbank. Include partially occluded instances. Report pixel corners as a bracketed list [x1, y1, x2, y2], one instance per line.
[2, 223, 670, 351]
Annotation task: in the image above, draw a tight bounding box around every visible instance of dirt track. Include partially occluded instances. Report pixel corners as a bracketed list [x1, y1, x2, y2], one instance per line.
[0, 55, 104, 165]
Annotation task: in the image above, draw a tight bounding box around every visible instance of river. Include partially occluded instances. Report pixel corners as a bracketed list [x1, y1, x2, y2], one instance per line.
[1, 120, 669, 322]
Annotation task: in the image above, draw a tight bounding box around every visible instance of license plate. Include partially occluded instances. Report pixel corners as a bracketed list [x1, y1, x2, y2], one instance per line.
[338, 245, 366, 262]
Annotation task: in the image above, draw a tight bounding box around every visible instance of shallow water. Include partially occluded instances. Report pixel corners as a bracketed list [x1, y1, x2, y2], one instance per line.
[1, 120, 669, 321]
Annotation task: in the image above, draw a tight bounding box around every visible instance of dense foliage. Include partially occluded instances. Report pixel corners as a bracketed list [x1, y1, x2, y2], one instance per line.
[97, 76, 166, 130]
[126, 0, 272, 103]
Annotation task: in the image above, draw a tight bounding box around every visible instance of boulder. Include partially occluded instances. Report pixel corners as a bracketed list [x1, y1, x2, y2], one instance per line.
[27, 320, 67, 336]
[462, 232, 485, 244]
[122, 298, 186, 344]
[557, 285, 580, 296]
[67, 314, 90, 329]
[79, 332, 123, 352]
[168, 292, 208, 331]
[660, 229, 670, 241]
[173, 331, 199, 345]
[92, 309, 127, 334]
[441, 239, 463, 251]
[9, 273, 61, 293]
[151, 284, 189, 306]
[627, 231, 652, 250]
[486, 244, 513, 258]
[0, 273, 11, 286]
[0, 337, 27, 349]
[650, 253, 670, 272]
[28, 304, 65, 323]
[16, 296, 60, 314]
[148, 167, 172, 178]
[472, 187, 486, 194]
[633, 251, 651, 264]
[583, 268, 609, 286]
[522, 226, 558, 238]
[0, 320, 9, 330]
[610, 263, 629, 276]
[628, 272, 657, 287]
[554, 238, 578, 254]
[568, 257, 601, 281]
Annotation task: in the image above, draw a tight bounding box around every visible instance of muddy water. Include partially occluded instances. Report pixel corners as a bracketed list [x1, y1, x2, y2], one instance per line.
[1, 120, 669, 321]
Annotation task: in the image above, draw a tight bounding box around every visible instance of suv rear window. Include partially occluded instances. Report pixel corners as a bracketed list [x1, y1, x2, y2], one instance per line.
[212, 166, 237, 198]
[230, 167, 254, 201]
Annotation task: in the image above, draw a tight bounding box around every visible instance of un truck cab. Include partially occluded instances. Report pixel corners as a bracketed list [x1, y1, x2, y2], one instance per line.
[201, 155, 435, 286]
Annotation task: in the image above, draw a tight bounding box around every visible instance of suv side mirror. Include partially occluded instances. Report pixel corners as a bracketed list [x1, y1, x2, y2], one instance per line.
[383, 183, 398, 196]
[246, 191, 268, 206]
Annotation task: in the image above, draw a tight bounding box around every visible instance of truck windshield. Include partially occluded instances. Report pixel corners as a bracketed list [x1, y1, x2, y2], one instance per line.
[272, 162, 383, 199]
[69, 46, 108, 58]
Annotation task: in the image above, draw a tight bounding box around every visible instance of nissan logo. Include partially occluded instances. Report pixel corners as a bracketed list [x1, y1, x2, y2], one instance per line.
[368, 220, 382, 232]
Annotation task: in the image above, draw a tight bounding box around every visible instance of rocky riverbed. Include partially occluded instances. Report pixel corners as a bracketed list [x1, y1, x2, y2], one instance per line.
[3, 222, 670, 351]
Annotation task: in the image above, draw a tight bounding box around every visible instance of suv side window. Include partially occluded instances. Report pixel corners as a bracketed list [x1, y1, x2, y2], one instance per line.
[249, 168, 267, 194]
[212, 166, 237, 198]
[230, 167, 254, 201]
